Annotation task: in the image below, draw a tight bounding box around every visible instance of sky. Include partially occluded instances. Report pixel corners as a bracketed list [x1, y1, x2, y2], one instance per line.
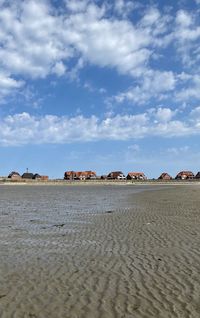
[0, 0, 200, 178]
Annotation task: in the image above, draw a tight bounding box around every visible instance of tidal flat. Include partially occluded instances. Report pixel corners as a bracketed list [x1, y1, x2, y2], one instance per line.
[0, 184, 200, 318]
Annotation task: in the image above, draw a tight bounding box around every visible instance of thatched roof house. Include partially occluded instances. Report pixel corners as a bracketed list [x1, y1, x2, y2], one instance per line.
[127, 172, 147, 180]
[158, 172, 172, 180]
[22, 172, 34, 179]
[107, 171, 126, 179]
[8, 171, 21, 180]
[195, 172, 200, 179]
[175, 171, 194, 180]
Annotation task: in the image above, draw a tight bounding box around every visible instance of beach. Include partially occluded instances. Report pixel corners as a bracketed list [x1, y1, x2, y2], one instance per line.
[0, 184, 200, 318]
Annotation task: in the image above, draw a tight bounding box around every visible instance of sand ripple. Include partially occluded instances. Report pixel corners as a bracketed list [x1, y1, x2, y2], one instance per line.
[0, 185, 200, 317]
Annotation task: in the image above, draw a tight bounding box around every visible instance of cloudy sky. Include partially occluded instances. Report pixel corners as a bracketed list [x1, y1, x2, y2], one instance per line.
[0, 0, 200, 178]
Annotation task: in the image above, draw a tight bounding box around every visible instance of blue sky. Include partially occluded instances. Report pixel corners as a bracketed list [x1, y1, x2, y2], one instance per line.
[0, 0, 200, 178]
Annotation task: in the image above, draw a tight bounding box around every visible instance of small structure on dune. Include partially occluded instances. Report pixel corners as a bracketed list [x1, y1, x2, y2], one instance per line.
[175, 171, 194, 180]
[127, 172, 147, 180]
[107, 171, 126, 180]
[195, 172, 200, 179]
[158, 172, 172, 180]
[8, 171, 21, 180]
[22, 172, 34, 179]
[64, 171, 96, 180]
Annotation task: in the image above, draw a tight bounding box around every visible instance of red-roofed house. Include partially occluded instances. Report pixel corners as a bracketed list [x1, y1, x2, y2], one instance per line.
[175, 171, 194, 180]
[158, 172, 172, 180]
[127, 172, 147, 180]
[107, 171, 126, 180]
[64, 171, 96, 180]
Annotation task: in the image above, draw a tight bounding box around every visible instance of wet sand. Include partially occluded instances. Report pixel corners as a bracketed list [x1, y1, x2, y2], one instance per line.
[0, 184, 200, 317]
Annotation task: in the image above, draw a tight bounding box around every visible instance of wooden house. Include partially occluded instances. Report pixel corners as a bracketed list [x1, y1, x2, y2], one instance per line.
[127, 172, 147, 180]
[158, 172, 172, 180]
[175, 171, 194, 180]
[107, 171, 126, 180]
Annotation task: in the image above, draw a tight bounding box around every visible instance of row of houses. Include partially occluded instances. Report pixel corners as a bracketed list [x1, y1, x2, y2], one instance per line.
[8, 171, 49, 181]
[64, 170, 200, 180]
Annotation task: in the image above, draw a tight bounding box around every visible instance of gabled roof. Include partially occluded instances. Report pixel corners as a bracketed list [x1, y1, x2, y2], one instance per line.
[127, 172, 145, 176]
[158, 172, 172, 179]
[8, 171, 21, 178]
[176, 171, 194, 176]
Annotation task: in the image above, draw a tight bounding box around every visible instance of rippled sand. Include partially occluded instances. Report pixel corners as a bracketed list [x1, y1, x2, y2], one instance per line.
[0, 184, 200, 318]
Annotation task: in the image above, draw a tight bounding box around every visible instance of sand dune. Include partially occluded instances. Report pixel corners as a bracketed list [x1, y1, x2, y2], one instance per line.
[0, 185, 200, 317]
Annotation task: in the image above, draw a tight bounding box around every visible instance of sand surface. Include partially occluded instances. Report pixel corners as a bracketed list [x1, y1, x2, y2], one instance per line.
[0, 184, 200, 318]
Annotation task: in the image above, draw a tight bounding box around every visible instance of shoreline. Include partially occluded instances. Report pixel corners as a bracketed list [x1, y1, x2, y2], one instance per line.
[1, 179, 200, 186]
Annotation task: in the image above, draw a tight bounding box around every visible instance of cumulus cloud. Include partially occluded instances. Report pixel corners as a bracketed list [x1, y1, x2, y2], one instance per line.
[115, 70, 176, 104]
[0, 0, 199, 108]
[0, 107, 200, 146]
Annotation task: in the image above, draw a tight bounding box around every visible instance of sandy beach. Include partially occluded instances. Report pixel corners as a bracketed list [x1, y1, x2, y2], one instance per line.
[0, 184, 200, 318]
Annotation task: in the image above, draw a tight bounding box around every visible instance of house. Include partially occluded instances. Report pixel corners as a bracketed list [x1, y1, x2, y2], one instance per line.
[33, 173, 41, 180]
[195, 172, 200, 179]
[64, 171, 76, 180]
[22, 172, 34, 179]
[158, 172, 172, 180]
[85, 171, 96, 179]
[101, 175, 107, 180]
[8, 171, 21, 180]
[32, 174, 49, 181]
[64, 171, 96, 180]
[127, 172, 147, 180]
[107, 171, 126, 180]
[175, 171, 194, 180]
[40, 176, 49, 181]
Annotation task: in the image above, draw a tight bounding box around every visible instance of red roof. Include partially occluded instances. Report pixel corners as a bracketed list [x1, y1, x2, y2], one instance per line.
[128, 172, 145, 176]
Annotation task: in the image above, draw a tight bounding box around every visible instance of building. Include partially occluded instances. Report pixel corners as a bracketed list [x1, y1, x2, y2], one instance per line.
[22, 172, 34, 179]
[158, 172, 172, 180]
[64, 171, 96, 180]
[175, 171, 194, 180]
[64, 171, 76, 180]
[127, 172, 147, 180]
[8, 171, 21, 180]
[195, 172, 200, 179]
[33, 173, 41, 180]
[40, 176, 49, 181]
[107, 171, 126, 180]
[32, 174, 49, 181]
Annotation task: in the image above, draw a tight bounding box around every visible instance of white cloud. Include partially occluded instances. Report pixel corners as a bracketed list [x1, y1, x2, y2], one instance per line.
[65, 0, 90, 12]
[0, 0, 199, 107]
[115, 70, 176, 104]
[1, 107, 200, 146]
[52, 62, 66, 77]
[173, 10, 200, 67]
[176, 75, 200, 101]
[114, 0, 136, 17]
[0, 71, 24, 101]
[153, 107, 176, 122]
